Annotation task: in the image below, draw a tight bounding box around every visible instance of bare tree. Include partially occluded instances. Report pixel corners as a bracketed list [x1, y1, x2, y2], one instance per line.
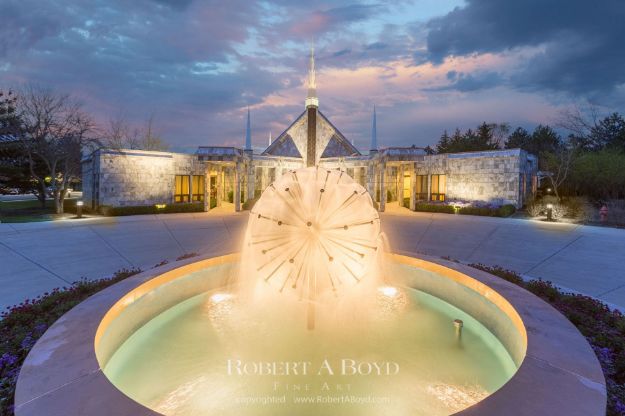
[15, 86, 96, 214]
[141, 114, 168, 151]
[542, 143, 576, 199]
[555, 105, 599, 140]
[102, 114, 141, 150]
[101, 113, 168, 151]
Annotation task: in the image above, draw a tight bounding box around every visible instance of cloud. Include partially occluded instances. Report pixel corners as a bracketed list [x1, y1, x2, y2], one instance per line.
[1, 0, 623, 152]
[428, 71, 504, 92]
[425, 0, 625, 95]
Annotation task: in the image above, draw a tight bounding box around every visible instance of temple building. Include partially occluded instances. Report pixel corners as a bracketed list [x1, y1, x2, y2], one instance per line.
[82, 48, 538, 213]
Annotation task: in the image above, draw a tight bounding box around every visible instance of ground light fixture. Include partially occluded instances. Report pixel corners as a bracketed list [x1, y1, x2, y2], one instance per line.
[76, 200, 84, 218]
[546, 203, 553, 221]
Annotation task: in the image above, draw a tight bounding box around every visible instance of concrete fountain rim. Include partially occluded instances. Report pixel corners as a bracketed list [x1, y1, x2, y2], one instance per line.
[14, 252, 606, 416]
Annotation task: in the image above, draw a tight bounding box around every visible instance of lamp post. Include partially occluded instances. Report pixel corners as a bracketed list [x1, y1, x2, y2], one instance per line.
[76, 200, 84, 219]
[546, 203, 553, 221]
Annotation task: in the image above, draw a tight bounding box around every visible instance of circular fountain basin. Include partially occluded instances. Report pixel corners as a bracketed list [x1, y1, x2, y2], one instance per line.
[14, 253, 606, 416]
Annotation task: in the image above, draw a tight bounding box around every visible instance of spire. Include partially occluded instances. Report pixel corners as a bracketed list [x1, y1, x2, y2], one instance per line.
[269, 131, 272, 146]
[245, 107, 252, 150]
[305, 40, 319, 108]
[370, 104, 378, 152]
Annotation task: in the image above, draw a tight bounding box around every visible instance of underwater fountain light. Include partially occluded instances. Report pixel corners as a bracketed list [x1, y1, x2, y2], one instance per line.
[379, 286, 399, 297]
[245, 167, 381, 329]
[209, 293, 233, 303]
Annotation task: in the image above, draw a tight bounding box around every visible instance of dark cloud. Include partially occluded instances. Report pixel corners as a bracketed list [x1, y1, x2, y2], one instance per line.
[425, 0, 625, 95]
[428, 71, 503, 92]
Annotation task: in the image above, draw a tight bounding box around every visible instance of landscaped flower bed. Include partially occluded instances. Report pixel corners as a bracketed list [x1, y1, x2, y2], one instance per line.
[469, 264, 625, 416]
[0, 268, 142, 416]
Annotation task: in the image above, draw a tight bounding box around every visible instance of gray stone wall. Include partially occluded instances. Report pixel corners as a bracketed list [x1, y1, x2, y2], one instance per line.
[88, 149, 205, 207]
[81, 158, 94, 208]
[82, 147, 536, 210]
[415, 149, 536, 207]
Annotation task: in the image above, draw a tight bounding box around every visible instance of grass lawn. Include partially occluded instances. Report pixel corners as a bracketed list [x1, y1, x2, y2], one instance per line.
[0, 199, 79, 223]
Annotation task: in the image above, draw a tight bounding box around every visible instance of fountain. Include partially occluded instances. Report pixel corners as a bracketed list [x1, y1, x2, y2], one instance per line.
[239, 167, 383, 330]
[92, 167, 525, 415]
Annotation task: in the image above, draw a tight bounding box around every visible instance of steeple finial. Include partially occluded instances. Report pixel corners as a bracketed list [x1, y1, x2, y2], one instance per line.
[370, 104, 377, 152]
[245, 107, 252, 150]
[305, 40, 319, 108]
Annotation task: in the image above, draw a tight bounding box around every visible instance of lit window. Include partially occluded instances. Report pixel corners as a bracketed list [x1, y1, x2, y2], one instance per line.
[403, 172, 411, 199]
[192, 175, 205, 202]
[415, 175, 427, 201]
[174, 175, 190, 203]
[431, 174, 446, 201]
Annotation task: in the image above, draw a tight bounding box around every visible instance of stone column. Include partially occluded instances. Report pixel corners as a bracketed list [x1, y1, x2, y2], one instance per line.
[410, 163, 416, 211]
[247, 162, 255, 202]
[216, 166, 223, 207]
[261, 167, 268, 191]
[203, 165, 210, 212]
[398, 164, 404, 207]
[379, 162, 386, 212]
[234, 163, 242, 212]
[366, 163, 375, 199]
[427, 173, 432, 203]
[187, 174, 192, 204]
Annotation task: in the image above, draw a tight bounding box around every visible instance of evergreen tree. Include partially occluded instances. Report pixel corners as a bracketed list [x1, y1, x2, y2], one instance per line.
[587, 113, 625, 152]
[505, 127, 532, 150]
[435, 130, 450, 154]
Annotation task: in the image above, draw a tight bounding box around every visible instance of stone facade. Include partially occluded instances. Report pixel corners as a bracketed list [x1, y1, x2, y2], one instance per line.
[82, 149, 205, 208]
[82, 146, 537, 211]
[411, 149, 537, 206]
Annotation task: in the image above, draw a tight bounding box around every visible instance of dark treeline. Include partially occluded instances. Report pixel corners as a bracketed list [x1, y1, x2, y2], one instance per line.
[433, 113, 625, 201]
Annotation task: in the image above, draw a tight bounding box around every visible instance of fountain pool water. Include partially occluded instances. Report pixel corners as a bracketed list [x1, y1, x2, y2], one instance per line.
[95, 167, 526, 416]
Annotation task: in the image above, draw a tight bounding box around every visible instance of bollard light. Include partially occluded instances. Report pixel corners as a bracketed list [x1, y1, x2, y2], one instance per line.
[546, 203, 553, 221]
[76, 200, 84, 219]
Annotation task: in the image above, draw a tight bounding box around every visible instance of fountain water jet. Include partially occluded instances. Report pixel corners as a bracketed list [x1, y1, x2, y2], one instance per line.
[239, 167, 384, 329]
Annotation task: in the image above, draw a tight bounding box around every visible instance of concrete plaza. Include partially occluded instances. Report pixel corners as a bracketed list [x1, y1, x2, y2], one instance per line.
[1, 205, 624, 311]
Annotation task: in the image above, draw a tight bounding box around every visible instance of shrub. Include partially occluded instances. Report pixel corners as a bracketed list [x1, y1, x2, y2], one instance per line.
[175, 252, 198, 261]
[469, 263, 625, 415]
[550, 202, 568, 221]
[99, 203, 204, 216]
[564, 196, 594, 222]
[414, 204, 456, 214]
[526, 198, 543, 217]
[242, 197, 259, 210]
[457, 204, 516, 217]
[605, 200, 625, 226]
[498, 204, 516, 217]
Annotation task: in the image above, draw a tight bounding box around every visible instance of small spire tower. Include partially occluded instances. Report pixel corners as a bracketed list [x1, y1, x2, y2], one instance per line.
[245, 107, 252, 151]
[370, 105, 378, 155]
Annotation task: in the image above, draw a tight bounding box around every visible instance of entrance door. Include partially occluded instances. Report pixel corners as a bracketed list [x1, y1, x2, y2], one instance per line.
[209, 175, 217, 209]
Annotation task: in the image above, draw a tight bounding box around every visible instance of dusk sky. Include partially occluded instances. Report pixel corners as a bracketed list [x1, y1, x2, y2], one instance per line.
[2, 0, 625, 152]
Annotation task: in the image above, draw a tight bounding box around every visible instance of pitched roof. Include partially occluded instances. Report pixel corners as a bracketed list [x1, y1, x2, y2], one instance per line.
[262, 110, 307, 157]
[261, 109, 360, 159]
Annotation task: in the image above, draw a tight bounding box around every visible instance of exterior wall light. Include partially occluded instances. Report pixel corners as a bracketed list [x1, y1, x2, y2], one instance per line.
[155, 204, 167, 210]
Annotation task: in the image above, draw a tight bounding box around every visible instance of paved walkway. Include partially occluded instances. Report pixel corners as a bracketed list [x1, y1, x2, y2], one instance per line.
[1, 205, 624, 311]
